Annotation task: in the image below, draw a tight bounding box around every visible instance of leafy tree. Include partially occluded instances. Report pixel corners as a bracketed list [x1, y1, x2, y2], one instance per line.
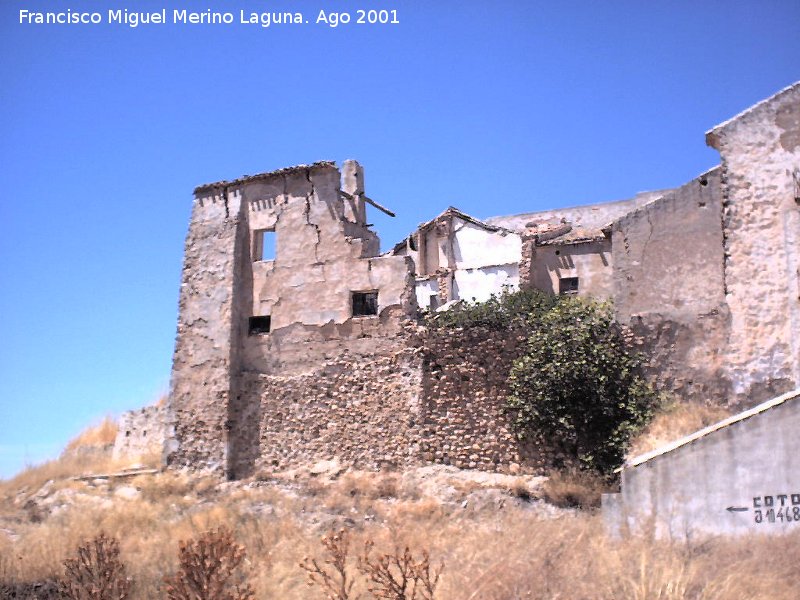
[506, 297, 656, 473]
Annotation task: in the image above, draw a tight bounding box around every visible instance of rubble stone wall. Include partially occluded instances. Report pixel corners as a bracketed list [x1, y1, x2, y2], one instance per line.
[244, 345, 423, 474]
[419, 326, 547, 473]
[224, 325, 550, 476]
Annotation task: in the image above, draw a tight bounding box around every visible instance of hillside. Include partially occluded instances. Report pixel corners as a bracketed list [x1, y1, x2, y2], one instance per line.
[1, 428, 798, 600]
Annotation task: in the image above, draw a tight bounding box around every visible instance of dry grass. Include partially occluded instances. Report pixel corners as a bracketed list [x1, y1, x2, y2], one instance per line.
[541, 468, 612, 509]
[628, 402, 731, 458]
[64, 416, 119, 452]
[2, 463, 799, 600]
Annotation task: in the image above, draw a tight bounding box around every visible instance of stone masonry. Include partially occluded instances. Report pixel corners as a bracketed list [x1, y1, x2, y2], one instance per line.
[112, 82, 800, 478]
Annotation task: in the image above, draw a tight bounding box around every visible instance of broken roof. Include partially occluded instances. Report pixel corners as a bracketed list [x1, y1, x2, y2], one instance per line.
[391, 206, 516, 254]
[521, 218, 607, 246]
[421, 206, 511, 233]
[623, 388, 800, 471]
[536, 226, 608, 246]
[194, 160, 337, 195]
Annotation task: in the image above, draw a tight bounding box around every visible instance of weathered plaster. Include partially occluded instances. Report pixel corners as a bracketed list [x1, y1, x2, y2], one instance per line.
[610, 169, 730, 402]
[395, 208, 521, 306]
[526, 239, 612, 298]
[707, 82, 800, 403]
[154, 82, 800, 483]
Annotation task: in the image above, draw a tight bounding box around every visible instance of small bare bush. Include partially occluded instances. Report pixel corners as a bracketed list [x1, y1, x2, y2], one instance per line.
[300, 529, 355, 600]
[60, 533, 132, 600]
[163, 526, 255, 600]
[358, 540, 443, 600]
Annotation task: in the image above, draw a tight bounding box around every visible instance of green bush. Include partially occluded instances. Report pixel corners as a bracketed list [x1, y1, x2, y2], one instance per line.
[424, 288, 556, 330]
[506, 297, 656, 474]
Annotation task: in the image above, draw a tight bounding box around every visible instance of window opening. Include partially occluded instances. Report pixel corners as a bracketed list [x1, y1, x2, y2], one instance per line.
[248, 315, 272, 334]
[253, 229, 276, 261]
[352, 291, 378, 316]
[559, 277, 579, 295]
[429, 294, 440, 310]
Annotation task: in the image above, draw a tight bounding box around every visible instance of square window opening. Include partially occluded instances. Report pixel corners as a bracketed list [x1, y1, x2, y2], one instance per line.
[559, 277, 579, 295]
[248, 315, 272, 335]
[352, 291, 378, 317]
[253, 229, 276, 262]
[429, 294, 440, 310]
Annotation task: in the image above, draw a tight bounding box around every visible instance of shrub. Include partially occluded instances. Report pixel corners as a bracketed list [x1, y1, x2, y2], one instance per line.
[358, 540, 443, 600]
[163, 527, 254, 600]
[60, 533, 131, 600]
[425, 288, 556, 330]
[506, 296, 657, 474]
[300, 529, 355, 600]
[302, 530, 444, 600]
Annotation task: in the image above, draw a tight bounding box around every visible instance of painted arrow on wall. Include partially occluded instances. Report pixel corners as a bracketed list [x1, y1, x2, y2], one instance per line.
[726, 506, 749, 512]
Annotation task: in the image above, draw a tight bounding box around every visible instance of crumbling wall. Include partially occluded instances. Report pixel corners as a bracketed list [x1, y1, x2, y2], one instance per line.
[451, 218, 521, 302]
[241, 162, 415, 375]
[396, 210, 521, 308]
[525, 239, 613, 298]
[168, 161, 416, 478]
[226, 325, 550, 476]
[246, 163, 411, 331]
[707, 83, 800, 405]
[485, 191, 667, 232]
[167, 187, 248, 474]
[611, 169, 731, 403]
[113, 405, 167, 461]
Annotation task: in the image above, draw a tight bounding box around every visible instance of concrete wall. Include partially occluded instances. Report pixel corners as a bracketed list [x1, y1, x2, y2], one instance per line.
[708, 83, 800, 404]
[604, 390, 800, 539]
[610, 169, 731, 402]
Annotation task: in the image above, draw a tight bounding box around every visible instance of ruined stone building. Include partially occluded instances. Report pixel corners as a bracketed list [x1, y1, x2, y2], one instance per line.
[113, 82, 800, 480]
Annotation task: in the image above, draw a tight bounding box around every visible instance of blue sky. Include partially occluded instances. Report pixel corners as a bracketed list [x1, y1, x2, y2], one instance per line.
[1, 0, 798, 478]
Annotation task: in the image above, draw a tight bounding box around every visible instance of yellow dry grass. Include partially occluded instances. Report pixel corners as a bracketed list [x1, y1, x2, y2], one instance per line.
[628, 402, 731, 458]
[2, 458, 799, 599]
[64, 416, 119, 452]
